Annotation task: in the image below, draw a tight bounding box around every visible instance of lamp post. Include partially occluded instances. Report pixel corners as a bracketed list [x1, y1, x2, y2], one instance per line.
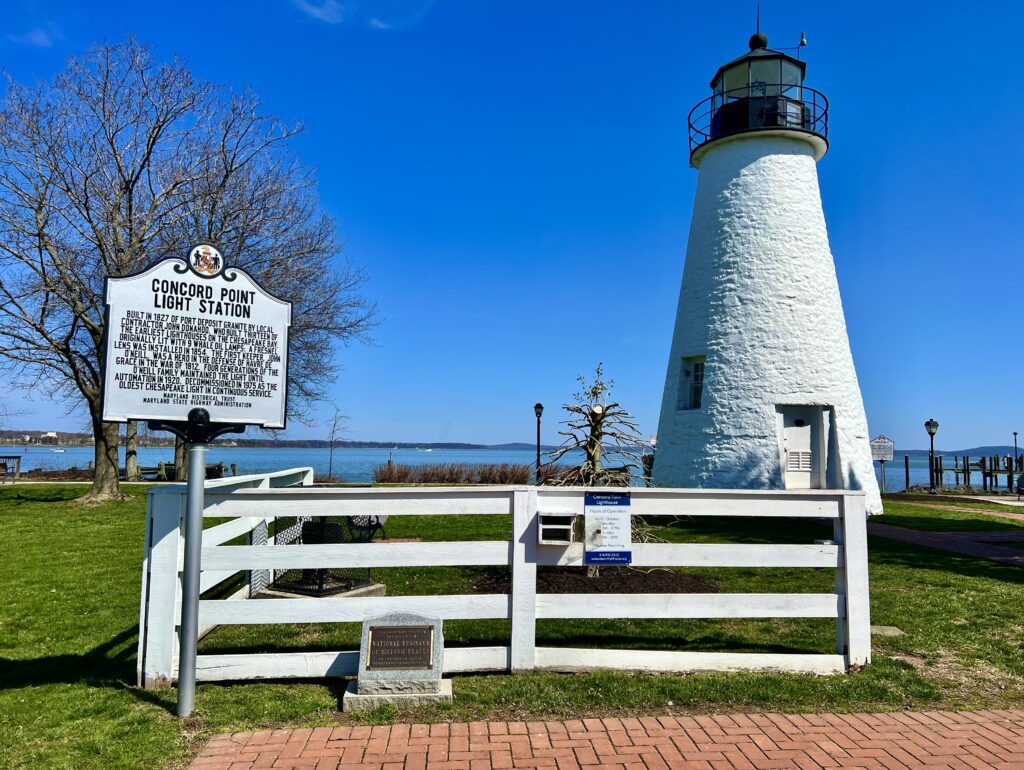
[924, 418, 939, 492]
[533, 403, 544, 483]
[1014, 431, 1019, 471]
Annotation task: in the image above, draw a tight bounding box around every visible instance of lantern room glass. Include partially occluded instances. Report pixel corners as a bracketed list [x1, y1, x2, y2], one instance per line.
[712, 56, 804, 103]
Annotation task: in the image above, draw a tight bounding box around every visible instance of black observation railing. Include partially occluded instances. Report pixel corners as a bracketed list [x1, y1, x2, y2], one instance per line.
[688, 84, 829, 156]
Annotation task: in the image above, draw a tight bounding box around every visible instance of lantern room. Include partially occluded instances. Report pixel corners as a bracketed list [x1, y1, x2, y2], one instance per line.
[688, 32, 828, 162]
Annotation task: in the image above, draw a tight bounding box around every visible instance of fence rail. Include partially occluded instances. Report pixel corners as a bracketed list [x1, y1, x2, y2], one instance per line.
[137, 470, 870, 689]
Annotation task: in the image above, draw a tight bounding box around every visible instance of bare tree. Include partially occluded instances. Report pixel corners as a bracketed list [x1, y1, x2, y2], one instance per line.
[0, 38, 375, 503]
[325, 405, 346, 482]
[546, 364, 648, 487]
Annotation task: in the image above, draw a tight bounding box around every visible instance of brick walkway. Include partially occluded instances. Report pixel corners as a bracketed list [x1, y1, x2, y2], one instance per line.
[189, 709, 1024, 769]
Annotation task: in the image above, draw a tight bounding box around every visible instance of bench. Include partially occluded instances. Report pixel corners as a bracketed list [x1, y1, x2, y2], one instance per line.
[121, 462, 229, 481]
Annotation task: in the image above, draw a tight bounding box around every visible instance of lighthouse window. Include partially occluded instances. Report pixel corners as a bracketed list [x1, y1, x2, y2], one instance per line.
[781, 60, 802, 96]
[678, 356, 706, 410]
[750, 60, 779, 96]
[723, 65, 747, 101]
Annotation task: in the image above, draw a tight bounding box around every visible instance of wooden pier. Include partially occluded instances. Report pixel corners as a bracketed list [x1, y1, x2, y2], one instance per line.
[904, 454, 1024, 492]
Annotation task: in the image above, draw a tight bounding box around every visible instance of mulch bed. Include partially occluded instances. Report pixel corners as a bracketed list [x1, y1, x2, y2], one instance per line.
[474, 566, 720, 595]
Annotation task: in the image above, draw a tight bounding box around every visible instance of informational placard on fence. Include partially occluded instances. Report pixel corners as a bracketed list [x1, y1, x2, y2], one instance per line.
[870, 435, 895, 462]
[101, 245, 291, 428]
[583, 491, 632, 565]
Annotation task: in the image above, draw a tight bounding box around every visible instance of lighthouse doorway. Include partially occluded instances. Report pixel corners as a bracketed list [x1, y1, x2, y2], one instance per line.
[778, 406, 825, 489]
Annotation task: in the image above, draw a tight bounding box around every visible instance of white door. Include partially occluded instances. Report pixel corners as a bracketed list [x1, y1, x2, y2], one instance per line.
[782, 410, 820, 489]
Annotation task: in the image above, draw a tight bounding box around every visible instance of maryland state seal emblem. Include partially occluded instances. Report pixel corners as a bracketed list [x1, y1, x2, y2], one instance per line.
[189, 244, 223, 277]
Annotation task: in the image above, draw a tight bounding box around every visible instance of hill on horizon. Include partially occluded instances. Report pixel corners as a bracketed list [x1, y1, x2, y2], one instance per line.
[899, 445, 1020, 457]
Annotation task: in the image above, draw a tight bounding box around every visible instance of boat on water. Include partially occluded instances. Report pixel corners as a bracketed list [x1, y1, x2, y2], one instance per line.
[49, 448, 66, 453]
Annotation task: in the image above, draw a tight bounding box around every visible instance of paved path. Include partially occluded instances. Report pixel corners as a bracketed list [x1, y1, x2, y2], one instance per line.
[189, 709, 1024, 769]
[948, 496, 1024, 509]
[867, 523, 1024, 568]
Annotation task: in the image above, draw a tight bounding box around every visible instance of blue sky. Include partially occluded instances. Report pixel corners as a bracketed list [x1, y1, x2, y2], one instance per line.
[2, 1, 1022, 450]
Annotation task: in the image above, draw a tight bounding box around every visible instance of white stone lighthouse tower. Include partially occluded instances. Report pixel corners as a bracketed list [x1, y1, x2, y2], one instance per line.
[653, 31, 881, 514]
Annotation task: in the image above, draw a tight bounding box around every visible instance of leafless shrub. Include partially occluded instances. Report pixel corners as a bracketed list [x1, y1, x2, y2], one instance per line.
[477, 463, 531, 484]
[416, 463, 475, 484]
[537, 463, 573, 485]
[373, 463, 417, 483]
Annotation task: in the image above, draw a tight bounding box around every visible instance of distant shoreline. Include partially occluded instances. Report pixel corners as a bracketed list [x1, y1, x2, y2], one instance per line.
[0, 437, 562, 451]
[0, 431, 1019, 456]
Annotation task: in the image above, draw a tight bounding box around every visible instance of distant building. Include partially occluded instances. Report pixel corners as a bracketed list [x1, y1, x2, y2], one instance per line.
[653, 31, 881, 514]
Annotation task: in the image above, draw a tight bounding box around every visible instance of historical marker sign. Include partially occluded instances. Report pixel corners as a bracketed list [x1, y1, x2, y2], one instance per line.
[870, 435, 895, 462]
[367, 625, 434, 671]
[101, 245, 291, 428]
[584, 491, 632, 565]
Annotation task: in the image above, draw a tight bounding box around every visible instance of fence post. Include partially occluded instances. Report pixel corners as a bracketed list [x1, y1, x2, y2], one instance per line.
[837, 493, 871, 666]
[510, 488, 537, 672]
[137, 487, 186, 688]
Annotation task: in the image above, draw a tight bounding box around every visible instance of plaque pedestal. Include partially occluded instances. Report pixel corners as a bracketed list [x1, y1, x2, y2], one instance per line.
[342, 678, 453, 712]
[341, 612, 452, 712]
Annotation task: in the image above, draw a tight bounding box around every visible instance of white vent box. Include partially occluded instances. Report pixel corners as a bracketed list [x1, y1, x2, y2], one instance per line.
[538, 513, 576, 545]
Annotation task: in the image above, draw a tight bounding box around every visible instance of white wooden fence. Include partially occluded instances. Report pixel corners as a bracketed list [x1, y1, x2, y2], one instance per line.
[137, 469, 870, 688]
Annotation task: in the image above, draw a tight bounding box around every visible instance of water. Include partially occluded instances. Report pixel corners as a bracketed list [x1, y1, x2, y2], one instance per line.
[5, 444, 1004, 492]
[5, 445, 581, 483]
[876, 454, 1018, 493]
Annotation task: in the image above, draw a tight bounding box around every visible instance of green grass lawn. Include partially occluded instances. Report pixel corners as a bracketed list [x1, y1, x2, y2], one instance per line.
[877, 498, 1024, 532]
[1, 485, 1023, 770]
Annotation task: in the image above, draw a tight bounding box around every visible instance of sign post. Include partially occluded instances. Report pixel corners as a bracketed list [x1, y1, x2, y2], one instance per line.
[102, 244, 291, 717]
[870, 435, 895, 494]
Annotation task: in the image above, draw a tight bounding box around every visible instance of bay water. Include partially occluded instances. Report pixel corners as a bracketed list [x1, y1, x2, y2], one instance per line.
[4, 444, 968, 492]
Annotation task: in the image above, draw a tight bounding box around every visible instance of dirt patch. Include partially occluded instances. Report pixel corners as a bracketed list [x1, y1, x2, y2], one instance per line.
[474, 566, 720, 595]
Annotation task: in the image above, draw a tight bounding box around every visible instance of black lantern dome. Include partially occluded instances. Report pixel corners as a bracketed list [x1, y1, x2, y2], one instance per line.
[688, 32, 828, 164]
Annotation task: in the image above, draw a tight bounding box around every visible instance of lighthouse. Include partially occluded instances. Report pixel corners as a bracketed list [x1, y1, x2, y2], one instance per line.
[653, 31, 881, 514]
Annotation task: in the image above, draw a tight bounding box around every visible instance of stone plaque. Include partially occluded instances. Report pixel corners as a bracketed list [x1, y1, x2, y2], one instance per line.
[355, 613, 445, 696]
[367, 625, 434, 671]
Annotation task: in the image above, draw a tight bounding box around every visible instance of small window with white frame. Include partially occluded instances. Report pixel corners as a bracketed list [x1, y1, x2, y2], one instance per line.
[677, 355, 706, 410]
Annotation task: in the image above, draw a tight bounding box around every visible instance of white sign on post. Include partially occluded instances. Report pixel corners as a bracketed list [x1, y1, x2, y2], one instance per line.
[870, 435, 895, 462]
[584, 492, 632, 565]
[101, 245, 292, 428]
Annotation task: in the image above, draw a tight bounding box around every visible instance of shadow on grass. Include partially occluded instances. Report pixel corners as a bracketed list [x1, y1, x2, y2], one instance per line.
[0, 626, 175, 715]
[0, 488, 85, 505]
[868, 535, 1024, 583]
[658, 516, 834, 544]
[878, 514, 1024, 534]
[532, 632, 827, 656]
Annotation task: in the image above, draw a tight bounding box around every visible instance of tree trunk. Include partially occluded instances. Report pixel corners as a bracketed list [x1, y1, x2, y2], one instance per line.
[175, 435, 188, 482]
[125, 420, 140, 481]
[81, 418, 128, 504]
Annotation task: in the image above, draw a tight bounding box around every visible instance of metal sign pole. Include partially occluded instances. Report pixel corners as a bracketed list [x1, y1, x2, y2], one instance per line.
[148, 408, 245, 718]
[177, 440, 207, 717]
[102, 246, 291, 719]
